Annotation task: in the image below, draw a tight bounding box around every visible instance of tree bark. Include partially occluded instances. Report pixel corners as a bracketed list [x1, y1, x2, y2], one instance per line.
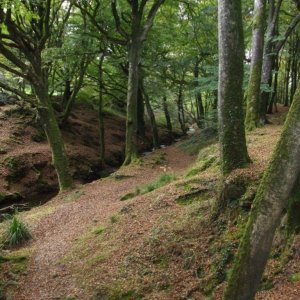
[224, 82, 300, 300]
[98, 52, 106, 164]
[34, 80, 73, 191]
[245, 0, 266, 130]
[194, 58, 205, 128]
[218, 0, 250, 175]
[142, 85, 160, 149]
[123, 38, 140, 165]
[177, 82, 187, 135]
[163, 96, 173, 140]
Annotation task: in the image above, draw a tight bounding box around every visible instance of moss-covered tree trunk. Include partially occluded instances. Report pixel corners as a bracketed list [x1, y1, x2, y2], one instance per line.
[218, 0, 250, 175]
[224, 82, 300, 300]
[34, 80, 73, 191]
[245, 0, 266, 130]
[123, 37, 140, 165]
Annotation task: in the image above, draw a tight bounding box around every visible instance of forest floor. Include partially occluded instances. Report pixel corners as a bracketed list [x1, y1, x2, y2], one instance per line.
[1, 105, 300, 300]
[0, 103, 173, 209]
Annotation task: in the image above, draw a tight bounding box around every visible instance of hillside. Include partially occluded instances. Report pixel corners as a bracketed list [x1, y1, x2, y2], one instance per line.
[0, 106, 299, 299]
[0, 103, 173, 211]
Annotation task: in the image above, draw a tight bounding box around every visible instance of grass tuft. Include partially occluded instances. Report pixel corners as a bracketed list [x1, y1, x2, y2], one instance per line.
[4, 216, 31, 247]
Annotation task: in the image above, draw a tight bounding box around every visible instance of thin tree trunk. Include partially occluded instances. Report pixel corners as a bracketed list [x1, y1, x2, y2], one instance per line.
[224, 82, 300, 300]
[218, 0, 250, 175]
[163, 96, 173, 140]
[284, 54, 291, 106]
[267, 56, 279, 113]
[245, 0, 266, 130]
[142, 85, 160, 149]
[177, 83, 187, 135]
[137, 76, 146, 140]
[98, 52, 105, 164]
[194, 58, 205, 128]
[61, 57, 88, 126]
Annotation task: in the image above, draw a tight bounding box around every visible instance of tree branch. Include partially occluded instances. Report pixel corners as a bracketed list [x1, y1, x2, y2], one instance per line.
[111, 0, 129, 39]
[140, 0, 165, 42]
[275, 12, 300, 53]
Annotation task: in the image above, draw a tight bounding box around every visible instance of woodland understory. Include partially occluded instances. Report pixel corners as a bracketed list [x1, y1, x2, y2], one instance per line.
[0, 0, 299, 300]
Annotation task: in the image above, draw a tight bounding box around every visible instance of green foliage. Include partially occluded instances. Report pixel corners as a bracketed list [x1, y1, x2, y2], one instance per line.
[93, 226, 106, 236]
[186, 156, 216, 177]
[2, 156, 18, 170]
[4, 216, 32, 248]
[64, 190, 83, 203]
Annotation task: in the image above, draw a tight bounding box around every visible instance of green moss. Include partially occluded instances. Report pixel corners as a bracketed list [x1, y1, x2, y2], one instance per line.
[93, 226, 106, 235]
[186, 156, 216, 177]
[120, 173, 176, 201]
[65, 190, 83, 203]
[110, 214, 119, 224]
[93, 286, 142, 300]
[289, 273, 300, 283]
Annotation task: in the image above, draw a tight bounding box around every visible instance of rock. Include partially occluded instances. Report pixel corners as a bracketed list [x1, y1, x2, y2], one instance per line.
[0, 92, 18, 106]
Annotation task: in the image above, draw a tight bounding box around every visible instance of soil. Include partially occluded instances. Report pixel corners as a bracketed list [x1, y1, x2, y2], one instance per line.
[11, 145, 196, 300]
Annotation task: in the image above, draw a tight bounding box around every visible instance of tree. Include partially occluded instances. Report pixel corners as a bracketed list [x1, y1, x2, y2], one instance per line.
[218, 0, 250, 175]
[245, 0, 266, 130]
[260, 0, 300, 122]
[117, 0, 165, 165]
[224, 81, 300, 300]
[0, 0, 73, 191]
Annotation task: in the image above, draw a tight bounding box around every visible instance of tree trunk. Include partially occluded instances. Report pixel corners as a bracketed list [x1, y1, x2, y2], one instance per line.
[260, 0, 277, 123]
[98, 52, 105, 164]
[137, 77, 146, 140]
[218, 0, 250, 175]
[245, 0, 266, 130]
[224, 82, 300, 300]
[123, 38, 140, 165]
[61, 57, 88, 126]
[163, 96, 173, 140]
[34, 81, 73, 191]
[143, 85, 160, 149]
[267, 57, 279, 113]
[62, 79, 72, 110]
[177, 83, 187, 135]
[194, 58, 205, 128]
[284, 54, 291, 106]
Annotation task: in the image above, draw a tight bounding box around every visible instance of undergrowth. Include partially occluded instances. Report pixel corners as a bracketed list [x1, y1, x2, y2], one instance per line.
[3, 215, 31, 248]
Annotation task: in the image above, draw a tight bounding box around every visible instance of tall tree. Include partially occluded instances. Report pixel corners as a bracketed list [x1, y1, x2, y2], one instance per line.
[218, 0, 250, 175]
[0, 0, 73, 191]
[224, 81, 300, 300]
[118, 0, 165, 165]
[245, 0, 266, 130]
[260, 0, 300, 122]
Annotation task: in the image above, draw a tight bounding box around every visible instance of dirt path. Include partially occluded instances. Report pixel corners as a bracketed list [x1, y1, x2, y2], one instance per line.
[14, 145, 195, 300]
